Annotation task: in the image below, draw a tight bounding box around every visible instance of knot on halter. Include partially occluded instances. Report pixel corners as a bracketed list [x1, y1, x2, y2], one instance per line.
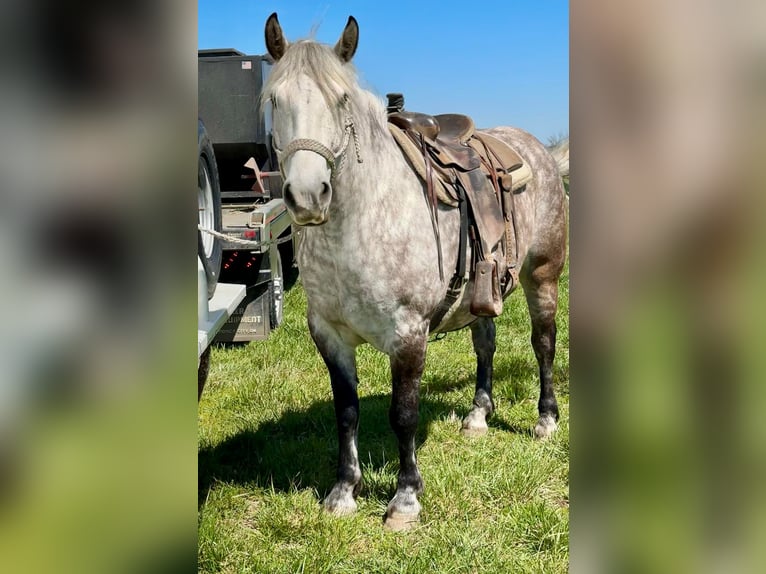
[275, 100, 363, 181]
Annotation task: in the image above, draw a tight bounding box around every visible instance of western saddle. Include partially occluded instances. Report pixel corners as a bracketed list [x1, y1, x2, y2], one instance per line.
[386, 93, 525, 329]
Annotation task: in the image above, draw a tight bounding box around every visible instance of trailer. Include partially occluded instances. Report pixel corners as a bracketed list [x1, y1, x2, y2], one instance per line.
[198, 255, 246, 397]
[197, 48, 296, 345]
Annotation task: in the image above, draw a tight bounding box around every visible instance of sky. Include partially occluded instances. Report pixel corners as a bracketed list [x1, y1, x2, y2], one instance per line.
[199, 1, 568, 142]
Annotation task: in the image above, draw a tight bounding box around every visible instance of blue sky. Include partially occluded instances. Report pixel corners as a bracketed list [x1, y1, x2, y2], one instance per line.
[199, 1, 568, 141]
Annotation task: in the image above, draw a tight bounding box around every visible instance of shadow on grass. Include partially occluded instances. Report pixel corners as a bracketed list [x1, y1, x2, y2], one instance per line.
[420, 355, 544, 438]
[424, 355, 538, 398]
[281, 260, 300, 291]
[199, 393, 465, 509]
[490, 415, 535, 437]
[198, 350, 553, 508]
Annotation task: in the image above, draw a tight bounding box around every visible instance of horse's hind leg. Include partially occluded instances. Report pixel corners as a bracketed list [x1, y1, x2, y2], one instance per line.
[462, 318, 496, 436]
[384, 331, 427, 531]
[521, 257, 564, 439]
[308, 314, 362, 515]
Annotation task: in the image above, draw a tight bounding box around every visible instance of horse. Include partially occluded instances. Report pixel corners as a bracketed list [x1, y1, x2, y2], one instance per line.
[262, 13, 567, 530]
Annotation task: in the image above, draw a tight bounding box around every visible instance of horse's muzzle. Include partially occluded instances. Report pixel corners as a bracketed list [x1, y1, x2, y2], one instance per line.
[289, 207, 329, 226]
[283, 180, 332, 226]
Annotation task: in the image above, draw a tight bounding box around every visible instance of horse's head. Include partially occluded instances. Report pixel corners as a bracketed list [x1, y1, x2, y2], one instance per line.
[263, 13, 359, 226]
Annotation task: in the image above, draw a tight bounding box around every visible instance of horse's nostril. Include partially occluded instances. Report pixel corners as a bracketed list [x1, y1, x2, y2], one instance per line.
[321, 182, 331, 197]
[283, 182, 293, 204]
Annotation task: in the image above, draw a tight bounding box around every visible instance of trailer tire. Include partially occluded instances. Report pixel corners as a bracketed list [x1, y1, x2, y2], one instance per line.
[198, 121, 222, 300]
[269, 249, 284, 329]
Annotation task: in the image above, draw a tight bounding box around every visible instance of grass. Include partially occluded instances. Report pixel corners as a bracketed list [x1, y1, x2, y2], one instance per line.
[199, 260, 569, 573]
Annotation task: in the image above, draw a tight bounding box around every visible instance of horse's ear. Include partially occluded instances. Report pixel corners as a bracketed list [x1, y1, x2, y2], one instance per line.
[265, 12, 288, 61]
[334, 16, 359, 63]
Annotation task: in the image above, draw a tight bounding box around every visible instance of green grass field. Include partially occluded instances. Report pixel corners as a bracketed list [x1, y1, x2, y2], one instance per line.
[199, 261, 569, 573]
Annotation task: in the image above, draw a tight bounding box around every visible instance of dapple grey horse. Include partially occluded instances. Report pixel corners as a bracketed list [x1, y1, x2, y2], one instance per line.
[263, 13, 567, 530]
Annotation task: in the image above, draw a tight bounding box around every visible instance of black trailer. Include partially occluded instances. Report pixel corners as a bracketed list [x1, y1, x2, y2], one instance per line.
[197, 48, 296, 343]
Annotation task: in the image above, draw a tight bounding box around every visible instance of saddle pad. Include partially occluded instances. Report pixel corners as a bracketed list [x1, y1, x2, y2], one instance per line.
[388, 123, 459, 207]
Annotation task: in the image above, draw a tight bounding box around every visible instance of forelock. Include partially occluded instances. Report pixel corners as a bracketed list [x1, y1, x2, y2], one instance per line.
[261, 41, 358, 110]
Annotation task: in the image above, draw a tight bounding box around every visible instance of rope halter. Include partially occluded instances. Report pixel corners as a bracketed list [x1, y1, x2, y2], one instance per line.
[274, 96, 363, 182]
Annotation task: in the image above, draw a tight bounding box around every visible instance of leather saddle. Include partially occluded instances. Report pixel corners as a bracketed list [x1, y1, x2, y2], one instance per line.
[386, 95, 525, 322]
[388, 112, 481, 173]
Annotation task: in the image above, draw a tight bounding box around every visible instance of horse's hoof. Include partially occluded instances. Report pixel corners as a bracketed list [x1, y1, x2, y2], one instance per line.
[461, 409, 489, 436]
[323, 487, 358, 516]
[384, 510, 420, 531]
[384, 489, 421, 531]
[534, 414, 558, 439]
[324, 500, 357, 516]
[461, 424, 488, 437]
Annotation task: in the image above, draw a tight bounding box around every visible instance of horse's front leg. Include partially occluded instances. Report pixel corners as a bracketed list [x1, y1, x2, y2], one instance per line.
[384, 329, 427, 531]
[308, 314, 361, 515]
